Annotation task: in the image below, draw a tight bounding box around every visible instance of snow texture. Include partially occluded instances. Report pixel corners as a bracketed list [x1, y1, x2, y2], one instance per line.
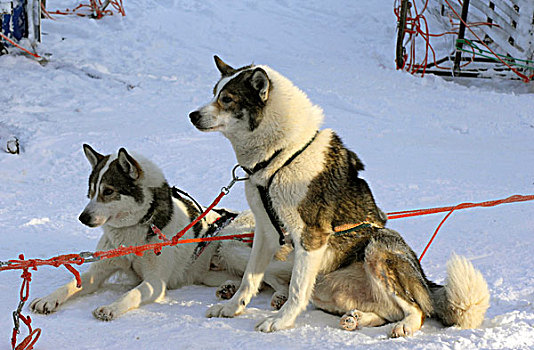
[1, 0, 533, 349]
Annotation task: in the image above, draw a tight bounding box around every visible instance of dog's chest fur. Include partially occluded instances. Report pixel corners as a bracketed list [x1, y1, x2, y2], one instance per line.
[248, 129, 386, 272]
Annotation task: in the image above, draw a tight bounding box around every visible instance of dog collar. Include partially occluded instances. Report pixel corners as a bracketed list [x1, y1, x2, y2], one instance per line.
[241, 149, 283, 176]
[241, 130, 319, 177]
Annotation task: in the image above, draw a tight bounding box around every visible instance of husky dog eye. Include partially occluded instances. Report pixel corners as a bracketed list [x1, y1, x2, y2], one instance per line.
[219, 95, 233, 104]
[102, 188, 114, 196]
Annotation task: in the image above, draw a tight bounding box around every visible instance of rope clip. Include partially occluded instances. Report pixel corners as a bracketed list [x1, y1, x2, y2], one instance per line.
[79, 251, 100, 264]
[221, 165, 249, 194]
[0, 260, 12, 268]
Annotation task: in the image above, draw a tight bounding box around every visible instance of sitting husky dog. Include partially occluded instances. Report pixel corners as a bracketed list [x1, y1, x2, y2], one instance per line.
[189, 56, 490, 337]
[30, 144, 288, 320]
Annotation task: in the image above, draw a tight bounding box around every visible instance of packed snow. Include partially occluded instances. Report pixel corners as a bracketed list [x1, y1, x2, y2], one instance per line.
[1, 0, 533, 349]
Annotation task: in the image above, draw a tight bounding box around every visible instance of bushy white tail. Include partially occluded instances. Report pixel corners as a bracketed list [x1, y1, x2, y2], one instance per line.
[432, 255, 490, 329]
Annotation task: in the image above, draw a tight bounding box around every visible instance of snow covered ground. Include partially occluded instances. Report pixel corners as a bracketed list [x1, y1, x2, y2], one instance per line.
[1, 0, 533, 348]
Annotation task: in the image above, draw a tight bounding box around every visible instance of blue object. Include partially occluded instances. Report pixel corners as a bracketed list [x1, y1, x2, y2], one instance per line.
[1, 0, 27, 41]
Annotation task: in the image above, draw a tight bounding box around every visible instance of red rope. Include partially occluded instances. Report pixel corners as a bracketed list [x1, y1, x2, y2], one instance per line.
[10, 261, 41, 350]
[442, 0, 534, 82]
[388, 194, 534, 219]
[93, 191, 228, 260]
[387, 194, 534, 261]
[394, 0, 531, 81]
[0, 33, 40, 59]
[44, 0, 125, 18]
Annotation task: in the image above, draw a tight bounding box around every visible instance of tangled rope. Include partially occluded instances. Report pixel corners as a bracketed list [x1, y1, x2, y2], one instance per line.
[394, 0, 533, 82]
[42, 0, 125, 19]
[441, 0, 534, 82]
[1, 0, 125, 60]
[8, 260, 41, 350]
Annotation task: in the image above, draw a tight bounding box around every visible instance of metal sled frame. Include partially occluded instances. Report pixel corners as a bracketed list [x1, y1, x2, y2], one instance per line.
[395, 0, 534, 80]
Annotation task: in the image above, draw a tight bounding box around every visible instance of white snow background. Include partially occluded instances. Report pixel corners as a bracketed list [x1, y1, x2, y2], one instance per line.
[1, 0, 534, 349]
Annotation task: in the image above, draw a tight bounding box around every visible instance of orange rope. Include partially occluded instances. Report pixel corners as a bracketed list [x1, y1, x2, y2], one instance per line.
[10, 263, 41, 350]
[387, 194, 534, 219]
[388, 194, 534, 261]
[394, 0, 530, 81]
[44, 0, 125, 18]
[443, 0, 533, 82]
[0, 33, 40, 59]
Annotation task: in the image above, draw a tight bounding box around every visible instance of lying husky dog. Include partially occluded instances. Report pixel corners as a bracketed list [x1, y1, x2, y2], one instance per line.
[189, 56, 490, 337]
[30, 144, 288, 320]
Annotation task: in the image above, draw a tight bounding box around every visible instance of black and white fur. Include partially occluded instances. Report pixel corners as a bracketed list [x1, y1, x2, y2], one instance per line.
[189, 57, 490, 336]
[30, 145, 289, 320]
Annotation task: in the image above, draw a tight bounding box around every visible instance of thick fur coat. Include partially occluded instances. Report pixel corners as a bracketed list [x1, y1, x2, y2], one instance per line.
[30, 145, 287, 320]
[189, 56, 490, 336]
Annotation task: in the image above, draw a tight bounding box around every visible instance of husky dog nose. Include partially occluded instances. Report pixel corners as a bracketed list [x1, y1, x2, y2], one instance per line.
[79, 211, 92, 226]
[189, 111, 201, 125]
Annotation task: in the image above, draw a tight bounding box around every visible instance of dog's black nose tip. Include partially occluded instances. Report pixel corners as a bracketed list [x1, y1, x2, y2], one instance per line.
[79, 212, 91, 226]
[189, 111, 201, 124]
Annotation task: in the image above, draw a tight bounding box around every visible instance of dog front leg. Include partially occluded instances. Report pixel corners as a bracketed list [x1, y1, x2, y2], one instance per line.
[206, 226, 278, 318]
[30, 261, 118, 315]
[256, 238, 327, 332]
[93, 277, 166, 321]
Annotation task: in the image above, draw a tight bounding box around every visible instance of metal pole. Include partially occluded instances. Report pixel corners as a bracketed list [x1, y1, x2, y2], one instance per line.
[453, 0, 471, 74]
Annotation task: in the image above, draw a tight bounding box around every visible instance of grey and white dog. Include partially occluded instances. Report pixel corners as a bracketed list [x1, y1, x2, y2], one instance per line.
[189, 56, 490, 337]
[30, 144, 288, 320]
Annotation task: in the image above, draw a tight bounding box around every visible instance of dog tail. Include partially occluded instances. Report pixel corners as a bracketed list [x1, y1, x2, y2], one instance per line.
[430, 254, 490, 329]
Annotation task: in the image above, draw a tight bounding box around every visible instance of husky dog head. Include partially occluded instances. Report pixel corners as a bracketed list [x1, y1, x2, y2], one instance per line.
[78, 145, 171, 229]
[189, 56, 267, 133]
[189, 56, 324, 166]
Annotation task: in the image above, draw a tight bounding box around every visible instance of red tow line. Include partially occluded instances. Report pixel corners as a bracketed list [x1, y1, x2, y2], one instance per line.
[387, 194, 534, 261]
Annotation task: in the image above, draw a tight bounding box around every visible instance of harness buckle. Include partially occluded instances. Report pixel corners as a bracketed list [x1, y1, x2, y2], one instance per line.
[79, 251, 100, 264]
[221, 165, 249, 194]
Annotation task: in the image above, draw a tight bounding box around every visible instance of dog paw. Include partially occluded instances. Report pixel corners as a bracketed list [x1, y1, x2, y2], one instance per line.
[93, 305, 119, 321]
[340, 311, 360, 331]
[216, 281, 238, 300]
[29, 297, 61, 315]
[270, 292, 288, 310]
[209, 254, 224, 271]
[206, 302, 241, 318]
[255, 315, 294, 333]
[390, 321, 415, 338]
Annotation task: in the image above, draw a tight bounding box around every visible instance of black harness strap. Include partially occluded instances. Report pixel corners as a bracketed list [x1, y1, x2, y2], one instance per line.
[192, 209, 239, 260]
[245, 131, 319, 246]
[256, 185, 286, 245]
[241, 149, 283, 176]
[172, 186, 205, 215]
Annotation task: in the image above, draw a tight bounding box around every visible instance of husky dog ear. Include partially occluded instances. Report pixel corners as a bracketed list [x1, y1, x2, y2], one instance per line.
[83, 144, 104, 169]
[214, 55, 236, 77]
[117, 148, 143, 180]
[250, 68, 270, 103]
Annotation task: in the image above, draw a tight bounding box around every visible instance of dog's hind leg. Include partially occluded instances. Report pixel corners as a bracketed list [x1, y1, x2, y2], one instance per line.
[312, 263, 389, 330]
[363, 235, 433, 337]
[340, 309, 387, 331]
[216, 280, 240, 300]
[262, 259, 291, 310]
